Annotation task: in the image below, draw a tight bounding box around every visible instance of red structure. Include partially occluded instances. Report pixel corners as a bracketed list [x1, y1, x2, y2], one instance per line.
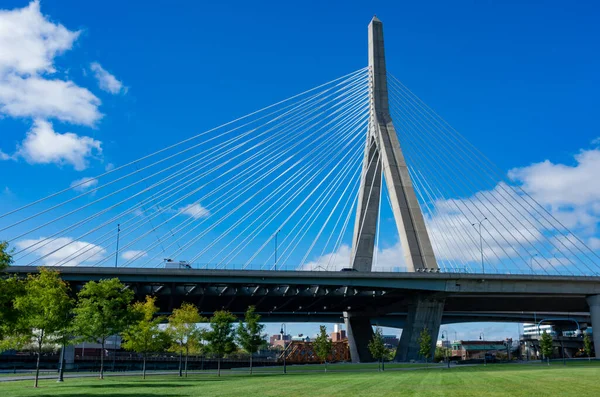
[279, 341, 350, 364]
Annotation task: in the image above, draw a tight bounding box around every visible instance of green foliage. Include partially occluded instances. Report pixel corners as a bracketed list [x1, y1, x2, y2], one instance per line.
[0, 241, 13, 271]
[122, 296, 168, 379]
[206, 310, 237, 357]
[166, 303, 205, 355]
[206, 310, 237, 376]
[540, 331, 554, 364]
[0, 275, 25, 351]
[584, 333, 593, 360]
[237, 306, 265, 354]
[166, 302, 206, 377]
[418, 328, 432, 363]
[435, 346, 451, 363]
[313, 325, 333, 369]
[14, 268, 72, 387]
[72, 278, 135, 379]
[237, 306, 265, 373]
[368, 327, 387, 367]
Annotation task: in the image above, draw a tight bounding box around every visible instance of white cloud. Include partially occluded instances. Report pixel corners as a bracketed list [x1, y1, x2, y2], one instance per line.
[90, 62, 126, 94]
[179, 203, 210, 219]
[121, 250, 147, 261]
[300, 243, 407, 272]
[4, 119, 102, 170]
[0, 74, 102, 125]
[0, 1, 102, 126]
[70, 176, 98, 192]
[508, 149, 600, 231]
[15, 236, 106, 266]
[0, 1, 79, 75]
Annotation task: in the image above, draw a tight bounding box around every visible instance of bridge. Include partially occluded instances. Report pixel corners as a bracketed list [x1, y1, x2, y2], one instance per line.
[2, 17, 600, 362]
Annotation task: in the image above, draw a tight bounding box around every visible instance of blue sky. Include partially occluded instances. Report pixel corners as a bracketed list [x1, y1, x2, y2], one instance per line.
[1, 0, 600, 340]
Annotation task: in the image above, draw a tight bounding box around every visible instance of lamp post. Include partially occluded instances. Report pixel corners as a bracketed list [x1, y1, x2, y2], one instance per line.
[472, 218, 488, 274]
[274, 229, 281, 270]
[280, 323, 287, 374]
[441, 331, 450, 368]
[57, 341, 65, 382]
[529, 254, 538, 275]
[479, 332, 486, 366]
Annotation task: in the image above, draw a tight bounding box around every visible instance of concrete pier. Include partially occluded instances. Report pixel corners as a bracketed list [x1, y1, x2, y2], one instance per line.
[396, 295, 445, 361]
[344, 312, 375, 362]
[587, 295, 600, 358]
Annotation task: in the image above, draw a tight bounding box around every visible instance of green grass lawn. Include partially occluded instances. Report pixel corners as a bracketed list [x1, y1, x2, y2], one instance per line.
[4, 363, 600, 396]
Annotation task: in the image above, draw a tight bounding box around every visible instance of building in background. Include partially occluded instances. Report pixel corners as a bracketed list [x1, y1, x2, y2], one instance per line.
[330, 324, 347, 342]
[451, 340, 508, 361]
[269, 333, 291, 349]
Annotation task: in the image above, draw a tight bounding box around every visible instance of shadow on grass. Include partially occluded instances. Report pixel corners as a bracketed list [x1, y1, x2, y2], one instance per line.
[36, 395, 187, 397]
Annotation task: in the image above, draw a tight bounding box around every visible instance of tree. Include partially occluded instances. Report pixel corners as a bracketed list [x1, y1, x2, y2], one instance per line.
[72, 278, 135, 379]
[0, 241, 13, 271]
[584, 332, 593, 361]
[122, 296, 169, 379]
[205, 310, 237, 376]
[418, 328, 432, 366]
[14, 268, 72, 388]
[166, 302, 206, 377]
[0, 275, 26, 352]
[368, 327, 387, 371]
[435, 346, 451, 363]
[313, 325, 333, 372]
[236, 306, 266, 374]
[540, 331, 554, 365]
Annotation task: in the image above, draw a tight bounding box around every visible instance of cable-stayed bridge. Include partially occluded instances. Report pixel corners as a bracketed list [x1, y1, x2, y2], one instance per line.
[3, 17, 600, 362]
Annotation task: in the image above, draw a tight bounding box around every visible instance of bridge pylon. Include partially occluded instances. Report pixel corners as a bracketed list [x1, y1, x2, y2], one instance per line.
[350, 16, 437, 273]
[345, 16, 444, 363]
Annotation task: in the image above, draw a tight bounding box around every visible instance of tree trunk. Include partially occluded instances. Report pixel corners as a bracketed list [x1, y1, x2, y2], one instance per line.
[178, 347, 183, 377]
[34, 333, 43, 388]
[143, 353, 147, 380]
[218, 357, 221, 377]
[382, 358, 385, 371]
[250, 353, 253, 375]
[324, 360, 327, 373]
[100, 339, 105, 380]
[547, 357, 550, 366]
[185, 346, 189, 378]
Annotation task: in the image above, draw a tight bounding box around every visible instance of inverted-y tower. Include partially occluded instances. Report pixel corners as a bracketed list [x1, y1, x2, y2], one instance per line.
[344, 16, 445, 362]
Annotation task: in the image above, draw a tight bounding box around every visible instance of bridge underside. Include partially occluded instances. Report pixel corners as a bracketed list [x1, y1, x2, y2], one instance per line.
[9, 266, 599, 361]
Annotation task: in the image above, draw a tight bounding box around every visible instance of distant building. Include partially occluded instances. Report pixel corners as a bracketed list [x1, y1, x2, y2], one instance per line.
[523, 323, 554, 337]
[269, 334, 291, 348]
[451, 340, 508, 361]
[382, 335, 399, 348]
[331, 324, 347, 342]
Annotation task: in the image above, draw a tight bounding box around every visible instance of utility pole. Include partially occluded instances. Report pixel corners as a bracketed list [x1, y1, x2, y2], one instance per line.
[114, 224, 121, 268]
[472, 218, 488, 274]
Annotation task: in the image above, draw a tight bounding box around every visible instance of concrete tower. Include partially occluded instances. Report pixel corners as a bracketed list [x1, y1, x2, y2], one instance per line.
[345, 16, 445, 363]
[350, 16, 438, 273]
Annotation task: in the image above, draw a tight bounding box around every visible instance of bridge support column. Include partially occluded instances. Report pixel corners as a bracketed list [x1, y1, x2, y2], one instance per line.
[344, 312, 374, 363]
[396, 295, 444, 362]
[587, 295, 600, 358]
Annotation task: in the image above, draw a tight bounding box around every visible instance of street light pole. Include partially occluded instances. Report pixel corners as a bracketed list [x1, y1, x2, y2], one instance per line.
[479, 332, 486, 366]
[280, 323, 287, 374]
[529, 254, 538, 275]
[441, 331, 450, 368]
[472, 218, 488, 274]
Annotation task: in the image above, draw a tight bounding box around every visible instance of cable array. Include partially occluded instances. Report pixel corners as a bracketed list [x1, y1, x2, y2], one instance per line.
[0, 69, 369, 270]
[388, 73, 600, 276]
[3, 64, 597, 276]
